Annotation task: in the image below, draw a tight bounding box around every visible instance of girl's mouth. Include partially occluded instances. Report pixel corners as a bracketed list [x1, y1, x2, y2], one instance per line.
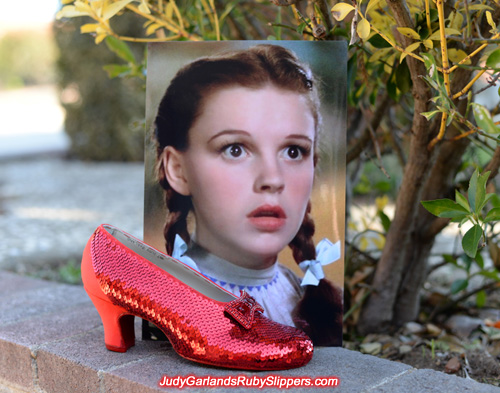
[247, 205, 287, 231]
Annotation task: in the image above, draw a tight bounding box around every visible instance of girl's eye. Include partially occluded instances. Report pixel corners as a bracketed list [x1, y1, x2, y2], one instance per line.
[284, 145, 308, 160]
[221, 143, 247, 159]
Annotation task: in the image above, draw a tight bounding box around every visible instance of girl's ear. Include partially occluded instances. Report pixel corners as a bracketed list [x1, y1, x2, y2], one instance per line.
[163, 146, 191, 196]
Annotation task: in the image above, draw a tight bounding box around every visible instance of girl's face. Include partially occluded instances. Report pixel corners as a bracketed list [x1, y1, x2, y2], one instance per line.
[165, 85, 316, 269]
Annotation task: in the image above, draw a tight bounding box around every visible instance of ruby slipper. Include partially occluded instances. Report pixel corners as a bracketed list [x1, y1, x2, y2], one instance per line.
[81, 224, 313, 370]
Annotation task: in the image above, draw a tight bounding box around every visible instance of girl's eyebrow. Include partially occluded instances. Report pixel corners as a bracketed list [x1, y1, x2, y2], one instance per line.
[207, 129, 250, 143]
[286, 134, 313, 143]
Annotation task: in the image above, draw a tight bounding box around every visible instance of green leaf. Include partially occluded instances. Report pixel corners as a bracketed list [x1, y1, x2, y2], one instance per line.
[297, 22, 306, 35]
[475, 251, 484, 269]
[368, 34, 392, 48]
[490, 194, 500, 208]
[387, 72, 398, 101]
[102, 64, 131, 78]
[471, 103, 500, 134]
[421, 199, 470, 218]
[479, 192, 495, 213]
[486, 48, 500, 70]
[422, 52, 437, 71]
[396, 59, 411, 94]
[476, 290, 486, 308]
[443, 254, 457, 265]
[450, 278, 468, 294]
[479, 270, 500, 281]
[484, 208, 500, 223]
[105, 36, 136, 64]
[462, 224, 483, 258]
[455, 190, 470, 212]
[378, 210, 391, 233]
[420, 110, 441, 121]
[469, 170, 490, 214]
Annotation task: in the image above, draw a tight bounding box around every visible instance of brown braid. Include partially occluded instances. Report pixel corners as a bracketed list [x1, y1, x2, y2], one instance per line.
[157, 154, 192, 255]
[289, 203, 344, 346]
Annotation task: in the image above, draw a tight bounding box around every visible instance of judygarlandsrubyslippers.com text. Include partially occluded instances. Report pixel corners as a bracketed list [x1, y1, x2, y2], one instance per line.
[158, 374, 340, 389]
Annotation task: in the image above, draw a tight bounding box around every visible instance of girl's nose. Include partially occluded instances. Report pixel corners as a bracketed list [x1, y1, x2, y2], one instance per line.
[253, 157, 285, 193]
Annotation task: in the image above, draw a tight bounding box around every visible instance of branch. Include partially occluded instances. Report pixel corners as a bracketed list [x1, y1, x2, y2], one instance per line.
[312, 0, 334, 34]
[347, 93, 390, 163]
[484, 145, 500, 182]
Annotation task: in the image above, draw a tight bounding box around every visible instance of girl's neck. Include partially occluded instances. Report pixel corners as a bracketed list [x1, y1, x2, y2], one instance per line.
[192, 237, 277, 270]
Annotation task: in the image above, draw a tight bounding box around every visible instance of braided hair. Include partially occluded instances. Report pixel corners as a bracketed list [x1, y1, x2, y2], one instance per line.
[154, 44, 342, 345]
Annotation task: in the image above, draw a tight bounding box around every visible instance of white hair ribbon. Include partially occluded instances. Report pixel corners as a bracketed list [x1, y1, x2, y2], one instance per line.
[172, 235, 199, 271]
[298, 238, 341, 286]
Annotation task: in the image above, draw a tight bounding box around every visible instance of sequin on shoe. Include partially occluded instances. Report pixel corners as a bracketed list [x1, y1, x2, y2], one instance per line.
[87, 225, 313, 370]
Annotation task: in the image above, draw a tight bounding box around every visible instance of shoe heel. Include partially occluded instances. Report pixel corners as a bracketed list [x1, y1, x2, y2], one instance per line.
[88, 292, 135, 353]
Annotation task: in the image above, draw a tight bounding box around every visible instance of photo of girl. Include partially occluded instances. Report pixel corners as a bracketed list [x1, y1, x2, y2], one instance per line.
[144, 42, 346, 346]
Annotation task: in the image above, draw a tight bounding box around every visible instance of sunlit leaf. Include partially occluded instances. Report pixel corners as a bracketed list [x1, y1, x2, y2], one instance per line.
[95, 33, 107, 44]
[146, 23, 162, 36]
[486, 11, 497, 31]
[331, 3, 355, 21]
[428, 28, 462, 40]
[359, 237, 369, 251]
[102, 0, 134, 20]
[80, 23, 99, 33]
[462, 224, 483, 258]
[366, 0, 381, 14]
[56, 5, 90, 19]
[138, 0, 151, 14]
[368, 47, 392, 63]
[448, 48, 471, 65]
[375, 195, 389, 210]
[467, 4, 494, 11]
[397, 27, 421, 40]
[372, 233, 386, 249]
[357, 17, 371, 40]
[448, 10, 464, 32]
[400, 42, 420, 62]
[423, 39, 433, 49]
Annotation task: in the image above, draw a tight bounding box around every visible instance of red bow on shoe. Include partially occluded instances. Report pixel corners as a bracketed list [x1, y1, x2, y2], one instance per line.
[225, 291, 264, 329]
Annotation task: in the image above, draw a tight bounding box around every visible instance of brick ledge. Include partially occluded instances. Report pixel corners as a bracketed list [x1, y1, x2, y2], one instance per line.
[0, 271, 498, 393]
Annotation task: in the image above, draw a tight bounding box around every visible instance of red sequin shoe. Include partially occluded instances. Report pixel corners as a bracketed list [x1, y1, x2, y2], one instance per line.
[81, 224, 313, 370]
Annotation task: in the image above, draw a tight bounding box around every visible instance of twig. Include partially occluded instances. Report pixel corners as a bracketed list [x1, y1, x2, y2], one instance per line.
[428, 281, 499, 321]
[347, 93, 390, 163]
[473, 73, 500, 97]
